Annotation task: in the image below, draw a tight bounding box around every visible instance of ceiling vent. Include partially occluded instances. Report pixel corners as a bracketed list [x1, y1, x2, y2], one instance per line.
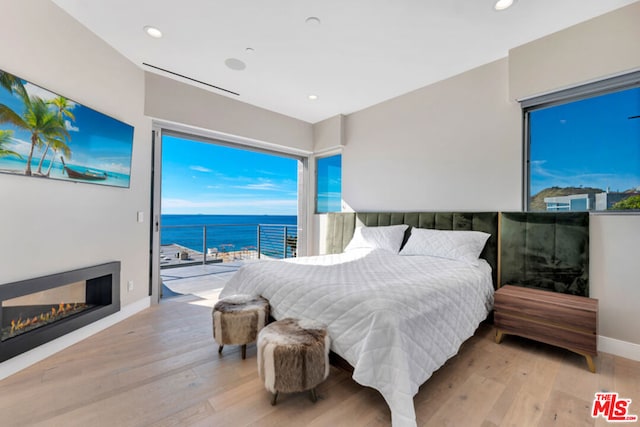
[142, 63, 240, 96]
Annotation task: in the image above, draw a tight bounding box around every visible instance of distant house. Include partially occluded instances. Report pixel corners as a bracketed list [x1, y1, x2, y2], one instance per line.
[545, 191, 640, 211]
[544, 193, 594, 211]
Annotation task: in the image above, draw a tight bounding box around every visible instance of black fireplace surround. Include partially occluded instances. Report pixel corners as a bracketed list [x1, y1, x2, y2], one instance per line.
[0, 262, 120, 362]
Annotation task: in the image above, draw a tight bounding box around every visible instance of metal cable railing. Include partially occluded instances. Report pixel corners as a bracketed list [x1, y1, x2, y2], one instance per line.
[160, 223, 297, 268]
[257, 224, 298, 259]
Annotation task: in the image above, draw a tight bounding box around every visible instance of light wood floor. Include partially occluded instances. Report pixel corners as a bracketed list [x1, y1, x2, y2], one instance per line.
[1, 295, 639, 427]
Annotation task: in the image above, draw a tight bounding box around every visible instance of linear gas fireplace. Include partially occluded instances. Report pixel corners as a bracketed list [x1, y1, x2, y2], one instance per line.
[0, 262, 120, 362]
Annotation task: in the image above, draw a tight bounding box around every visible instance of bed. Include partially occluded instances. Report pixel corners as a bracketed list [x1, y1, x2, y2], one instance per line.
[219, 212, 498, 427]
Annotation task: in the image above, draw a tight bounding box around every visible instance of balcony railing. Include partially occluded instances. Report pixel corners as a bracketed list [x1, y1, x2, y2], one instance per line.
[160, 223, 297, 268]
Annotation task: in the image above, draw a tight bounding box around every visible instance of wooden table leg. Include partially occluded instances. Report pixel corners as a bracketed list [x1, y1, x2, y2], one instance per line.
[495, 329, 504, 344]
[271, 391, 279, 406]
[584, 354, 596, 373]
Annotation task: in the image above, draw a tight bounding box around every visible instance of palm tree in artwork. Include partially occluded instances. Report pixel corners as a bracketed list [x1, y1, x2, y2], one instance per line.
[0, 71, 28, 100]
[43, 135, 72, 176]
[0, 129, 22, 159]
[0, 95, 69, 176]
[0, 72, 27, 161]
[36, 96, 75, 175]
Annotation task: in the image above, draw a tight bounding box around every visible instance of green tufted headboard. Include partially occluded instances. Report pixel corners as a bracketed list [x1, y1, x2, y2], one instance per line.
[325, 212, 499, 287]
[500, 212, 589, 296]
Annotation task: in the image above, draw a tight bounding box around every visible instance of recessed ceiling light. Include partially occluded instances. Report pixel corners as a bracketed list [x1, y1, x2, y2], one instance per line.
[245, 47, 255, 53]
[143, 26, 163, 38]
[225, 58, 246, 71]
[494, 0, 514, 11]
[305, 17, 321, 25]
[308, 94, 318, 101]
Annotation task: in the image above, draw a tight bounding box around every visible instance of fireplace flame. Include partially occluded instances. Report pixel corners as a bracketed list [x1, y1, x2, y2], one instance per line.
[9, 302, 87, 335]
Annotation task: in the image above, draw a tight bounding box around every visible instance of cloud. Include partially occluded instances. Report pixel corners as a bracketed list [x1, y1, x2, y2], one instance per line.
[235, 182, 279, 191]
[255, 169, 280, 176]
[189, 165, 212, 173]
[4, 136, 32, 156]
[530, 159, 638, 194]
[530, 160, 555, 178]
[532, 159, 617, 183]
[65, 120, 79, 132]
[231, 177, 295, 192]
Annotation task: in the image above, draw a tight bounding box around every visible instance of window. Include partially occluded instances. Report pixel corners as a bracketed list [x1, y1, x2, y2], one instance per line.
[316, 154, 342, 213]
[524, 73, 640, 212]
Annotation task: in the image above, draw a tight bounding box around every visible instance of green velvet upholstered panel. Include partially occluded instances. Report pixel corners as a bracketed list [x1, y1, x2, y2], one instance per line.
[325, 213, 356, 255]
[325, 212, 499, 287]
[500, 212, 589, 296]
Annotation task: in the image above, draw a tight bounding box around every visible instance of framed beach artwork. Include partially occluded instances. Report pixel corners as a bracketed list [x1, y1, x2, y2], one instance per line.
[0, 69, 134, 188]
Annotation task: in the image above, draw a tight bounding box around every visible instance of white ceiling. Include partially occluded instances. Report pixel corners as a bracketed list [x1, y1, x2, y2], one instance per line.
[52, 0, 638, 124]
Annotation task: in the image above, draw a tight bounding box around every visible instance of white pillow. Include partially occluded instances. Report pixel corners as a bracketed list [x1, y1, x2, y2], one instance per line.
[399, 228, 491, 265]
[344, 224, 409, 254]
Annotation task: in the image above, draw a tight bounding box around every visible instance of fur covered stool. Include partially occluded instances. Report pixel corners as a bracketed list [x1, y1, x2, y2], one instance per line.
[212, 295, 269, 359]
[257, 318, 330, 405]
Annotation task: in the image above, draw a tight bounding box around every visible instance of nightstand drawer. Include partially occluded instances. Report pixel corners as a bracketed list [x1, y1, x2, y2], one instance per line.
[494, 286, 597, 331]
[494, 285, 598, 372]
[494, 311, 597, 355]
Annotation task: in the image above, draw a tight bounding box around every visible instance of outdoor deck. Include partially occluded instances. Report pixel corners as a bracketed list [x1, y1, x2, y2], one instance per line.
[160, 256, 259, 300]
[159, 242, 289, 300]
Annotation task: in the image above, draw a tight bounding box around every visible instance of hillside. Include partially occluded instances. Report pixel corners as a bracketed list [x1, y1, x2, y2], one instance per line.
[530, 186, 604, 211]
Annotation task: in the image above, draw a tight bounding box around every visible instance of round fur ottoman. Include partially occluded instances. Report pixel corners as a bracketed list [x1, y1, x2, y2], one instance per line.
[257, 318, 330, 405]
[212, 295, 269, 359]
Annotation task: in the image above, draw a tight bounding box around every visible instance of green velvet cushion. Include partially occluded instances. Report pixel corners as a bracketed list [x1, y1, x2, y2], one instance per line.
[500, 212, 589, 296]
[325, 213, 356, 255]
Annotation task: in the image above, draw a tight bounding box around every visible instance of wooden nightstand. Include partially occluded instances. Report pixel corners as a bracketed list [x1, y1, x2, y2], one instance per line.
[494, 285, 598, 372]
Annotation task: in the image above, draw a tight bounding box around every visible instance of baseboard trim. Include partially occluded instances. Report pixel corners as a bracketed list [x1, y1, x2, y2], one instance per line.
[0, 296, 151, 380]
[599, 335, 640, 362]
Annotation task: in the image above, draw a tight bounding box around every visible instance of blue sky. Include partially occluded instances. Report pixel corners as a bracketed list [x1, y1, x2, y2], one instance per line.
[316, 154, 342, 213]
[0, 76, 134, 174]
[161, 135, 299, 215]
[530, 87, 640, 195]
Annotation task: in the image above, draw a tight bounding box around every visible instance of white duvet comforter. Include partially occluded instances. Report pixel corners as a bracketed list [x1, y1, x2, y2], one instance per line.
[219, 248, 494, 427]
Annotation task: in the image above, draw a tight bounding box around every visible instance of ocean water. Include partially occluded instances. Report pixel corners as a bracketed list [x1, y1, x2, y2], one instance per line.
[161, 214, 298, 256]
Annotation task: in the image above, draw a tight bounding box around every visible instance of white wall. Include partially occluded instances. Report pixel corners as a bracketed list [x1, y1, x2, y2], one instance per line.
[509, 2, 640, 101]
[590, 215, 640, 346]
[311, 58, 522, 253]
[313, 114, 345, 153]
[145, 72, 313, 152]
[343, 58, 522, 212]
[0, 0, 152, 379]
